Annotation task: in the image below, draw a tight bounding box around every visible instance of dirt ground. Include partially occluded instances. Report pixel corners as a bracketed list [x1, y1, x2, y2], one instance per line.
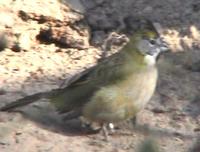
[0, 0, 200, 152]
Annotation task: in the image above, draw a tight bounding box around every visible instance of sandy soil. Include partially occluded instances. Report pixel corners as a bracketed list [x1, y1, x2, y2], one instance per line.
[0, 0, 200, 152]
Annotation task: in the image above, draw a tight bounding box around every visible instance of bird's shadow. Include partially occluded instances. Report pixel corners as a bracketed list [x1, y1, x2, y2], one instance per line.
[10, 101, 99, 137]
[8, 100, 198, 140]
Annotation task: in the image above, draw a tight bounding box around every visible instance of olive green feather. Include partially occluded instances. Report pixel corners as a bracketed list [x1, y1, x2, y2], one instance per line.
[0, 29, 160, 125]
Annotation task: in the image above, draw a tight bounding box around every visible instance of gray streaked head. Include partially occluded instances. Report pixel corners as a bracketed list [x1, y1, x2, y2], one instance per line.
[137, 36, 169, 59]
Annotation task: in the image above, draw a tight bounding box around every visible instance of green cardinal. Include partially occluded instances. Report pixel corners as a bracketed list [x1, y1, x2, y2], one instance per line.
[0, 22, 168, 135]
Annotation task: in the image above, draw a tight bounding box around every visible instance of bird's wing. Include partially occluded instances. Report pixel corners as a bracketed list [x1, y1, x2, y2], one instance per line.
[67, 51, 125, 88]
[50, 52, 126, 113]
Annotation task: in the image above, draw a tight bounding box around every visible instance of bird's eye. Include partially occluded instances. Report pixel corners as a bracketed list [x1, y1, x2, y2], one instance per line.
[149, 39, 156, 45]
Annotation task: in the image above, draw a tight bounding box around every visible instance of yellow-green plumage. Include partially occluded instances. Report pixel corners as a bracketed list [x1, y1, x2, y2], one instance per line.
[50, 30, 158, 124]
[83, 55, 157, 123]
[0, 29, 164, 126]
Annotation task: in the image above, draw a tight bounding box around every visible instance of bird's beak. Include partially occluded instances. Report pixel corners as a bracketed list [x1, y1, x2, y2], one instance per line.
[158, 37, 169, 52]
[150, 37, 169, 59]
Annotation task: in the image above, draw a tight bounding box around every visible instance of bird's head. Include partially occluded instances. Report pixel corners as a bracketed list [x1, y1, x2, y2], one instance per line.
[135, 29, 168, 57]
[123, 17, 169, 58]
[124, 27, 169, 66]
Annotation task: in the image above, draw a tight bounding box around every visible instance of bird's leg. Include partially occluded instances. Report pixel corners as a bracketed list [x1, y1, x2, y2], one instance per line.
[131, 116, 137, 127]
[101, 123, 109, 141]
[100, 123, 115, 141]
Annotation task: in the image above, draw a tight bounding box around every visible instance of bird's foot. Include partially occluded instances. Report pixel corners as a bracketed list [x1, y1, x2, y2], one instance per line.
[100, 123, 116, 141]
[81, 122, 102, 134]
[79, 117, 102, 134]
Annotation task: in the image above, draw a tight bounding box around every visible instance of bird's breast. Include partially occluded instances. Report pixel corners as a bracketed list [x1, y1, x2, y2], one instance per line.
[122, 66, 158, 109]
[83, 66, 158, 123]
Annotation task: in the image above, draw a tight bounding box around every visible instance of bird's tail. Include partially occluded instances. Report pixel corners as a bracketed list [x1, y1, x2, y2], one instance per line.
[0, 92, 50, 111]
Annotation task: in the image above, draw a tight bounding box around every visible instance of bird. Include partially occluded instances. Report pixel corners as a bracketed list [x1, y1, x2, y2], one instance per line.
[0, 22, 168, 137]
